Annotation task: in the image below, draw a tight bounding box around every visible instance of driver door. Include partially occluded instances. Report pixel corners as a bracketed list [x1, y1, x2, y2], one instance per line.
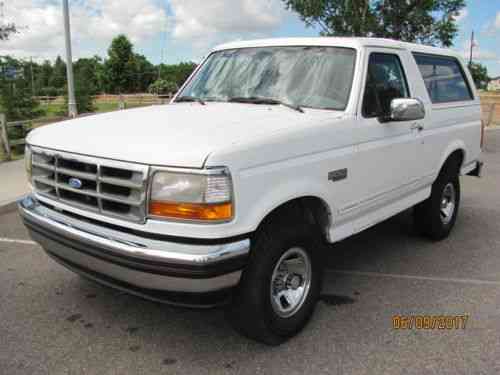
[344, 49, 421, 224]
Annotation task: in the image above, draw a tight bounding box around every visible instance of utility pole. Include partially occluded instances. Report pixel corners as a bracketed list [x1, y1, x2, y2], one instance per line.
[62, 0, 77, 117]
[469, 30, 475, 67]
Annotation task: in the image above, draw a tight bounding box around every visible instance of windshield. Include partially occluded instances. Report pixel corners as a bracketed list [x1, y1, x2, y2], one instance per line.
[179, 46, 356, 111]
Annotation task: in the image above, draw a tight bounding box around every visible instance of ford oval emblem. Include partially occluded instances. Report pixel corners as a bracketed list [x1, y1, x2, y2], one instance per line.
[68, 177, 83, 189]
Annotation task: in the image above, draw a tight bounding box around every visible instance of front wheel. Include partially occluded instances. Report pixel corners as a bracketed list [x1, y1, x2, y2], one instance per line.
[229, 207, 324, 345]
[414, 161, 461, 240]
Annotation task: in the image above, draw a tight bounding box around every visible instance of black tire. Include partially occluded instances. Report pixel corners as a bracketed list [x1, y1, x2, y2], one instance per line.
[229, 203, 325, 345]
[414, 158, 461, 241]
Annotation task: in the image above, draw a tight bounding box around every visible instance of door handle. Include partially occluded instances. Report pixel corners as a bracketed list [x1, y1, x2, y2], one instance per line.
[411, 123, 424, 132]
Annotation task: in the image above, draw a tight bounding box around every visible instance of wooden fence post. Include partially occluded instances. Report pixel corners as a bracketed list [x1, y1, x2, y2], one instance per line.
[118, 95, 125, 110]
[0, 114, 11, 161]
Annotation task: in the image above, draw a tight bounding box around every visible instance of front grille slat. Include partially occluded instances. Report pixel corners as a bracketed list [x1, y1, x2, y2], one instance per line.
[56, 167, 98, 181]
[31, 148, 149, 223]
[99, 176, 144, 189]
[33, 176, 56, 186]
[32, 162, 55, 172]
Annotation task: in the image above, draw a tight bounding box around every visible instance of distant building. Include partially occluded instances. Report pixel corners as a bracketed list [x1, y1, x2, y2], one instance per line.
[488, 76, 500, 91]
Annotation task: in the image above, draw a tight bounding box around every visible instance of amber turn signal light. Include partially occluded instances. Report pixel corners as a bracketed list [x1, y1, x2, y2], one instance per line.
[149, 201, 233, 221]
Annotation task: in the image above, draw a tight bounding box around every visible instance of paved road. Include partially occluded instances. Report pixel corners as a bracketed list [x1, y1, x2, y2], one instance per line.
[0, 159, 28, 207]
[1, 131, 500, 375]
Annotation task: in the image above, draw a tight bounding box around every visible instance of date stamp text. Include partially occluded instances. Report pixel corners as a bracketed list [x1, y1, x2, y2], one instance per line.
[393, 315, 468, 330]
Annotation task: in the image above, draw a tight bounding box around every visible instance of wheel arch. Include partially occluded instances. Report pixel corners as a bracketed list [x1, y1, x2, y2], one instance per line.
[437, 142, 466, 177]
[254, 196, 333, 243]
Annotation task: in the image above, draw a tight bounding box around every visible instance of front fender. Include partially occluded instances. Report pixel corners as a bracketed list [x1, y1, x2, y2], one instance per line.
[233, 169, 337, 234]
[250, 184, 334, 232]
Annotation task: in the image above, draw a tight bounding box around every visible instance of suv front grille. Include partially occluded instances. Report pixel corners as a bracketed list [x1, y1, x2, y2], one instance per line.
[31, 147, 149, 223]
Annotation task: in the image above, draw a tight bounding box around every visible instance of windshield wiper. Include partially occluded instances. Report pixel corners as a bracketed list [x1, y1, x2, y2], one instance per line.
[175, 96, 206, 105]
[228, 96, 304, 113]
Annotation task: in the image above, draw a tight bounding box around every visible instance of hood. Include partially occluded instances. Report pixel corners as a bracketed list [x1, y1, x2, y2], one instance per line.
[28, 103, 340, 168]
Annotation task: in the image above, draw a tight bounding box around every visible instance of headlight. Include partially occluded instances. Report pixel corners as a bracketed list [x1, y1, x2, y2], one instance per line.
[25, 145, 32, 180]
[149, 167, 233, 221]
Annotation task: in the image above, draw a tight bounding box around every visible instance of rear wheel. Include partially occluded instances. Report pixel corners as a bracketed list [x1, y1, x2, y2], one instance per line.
[229, 205, 325, 345]
[414, 159, 461, 240]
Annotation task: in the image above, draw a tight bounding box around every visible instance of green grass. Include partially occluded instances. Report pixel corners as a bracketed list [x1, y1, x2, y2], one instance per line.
[34, 100, 152, 120]
[94, 101, 120, 113]
[35, 102, 65, 120]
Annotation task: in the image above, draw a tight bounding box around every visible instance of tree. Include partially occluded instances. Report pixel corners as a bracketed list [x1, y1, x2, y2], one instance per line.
[36, 60, 54, 91]
[133, 54, 155, 92]
[72, 58, 103, 113]
[468, 62, 489, 90]
[282, 0, 466, 47]
[0, 78, 40, 121]
[50, 56, 67, 89]
[104, 35, 136, 93]
[158, 62, 197, 89]
[74, 56, 104, 95]
[0, 24, 17, 40]
[0, 56, 38, 115]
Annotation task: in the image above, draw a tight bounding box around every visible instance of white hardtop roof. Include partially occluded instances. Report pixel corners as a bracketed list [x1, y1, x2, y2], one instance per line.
[213, 37, 462, 59]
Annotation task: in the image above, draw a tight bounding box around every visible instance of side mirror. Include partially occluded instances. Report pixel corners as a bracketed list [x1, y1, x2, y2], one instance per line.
[387, 98, 425, 122]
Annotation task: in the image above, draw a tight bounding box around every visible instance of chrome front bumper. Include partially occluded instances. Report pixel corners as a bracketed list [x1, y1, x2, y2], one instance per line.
[19, 196, 250, 307]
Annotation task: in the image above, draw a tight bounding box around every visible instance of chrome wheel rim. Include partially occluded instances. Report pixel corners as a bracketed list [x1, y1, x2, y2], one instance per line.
[440, 183, 456, 225]
[270, 247, 312, 318]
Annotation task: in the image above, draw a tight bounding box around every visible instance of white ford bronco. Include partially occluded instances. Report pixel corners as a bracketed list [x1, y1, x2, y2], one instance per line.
[20, 37, 483, 344]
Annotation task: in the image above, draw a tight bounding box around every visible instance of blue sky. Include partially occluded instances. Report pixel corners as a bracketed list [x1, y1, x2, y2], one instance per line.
[453, 0, 500, 77]
[2, 0, 500, 76]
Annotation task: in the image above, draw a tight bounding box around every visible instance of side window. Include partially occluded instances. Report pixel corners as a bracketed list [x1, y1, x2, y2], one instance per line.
[412, 53, 473, 103]
[362, 53, 410, 118]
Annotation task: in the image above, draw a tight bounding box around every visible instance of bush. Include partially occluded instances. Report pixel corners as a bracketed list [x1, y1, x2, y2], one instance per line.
[148, 79, 178, 95]
[38, 86, 63, 97]
[75, 81, 95, 113]
[59, 80, 95, 116]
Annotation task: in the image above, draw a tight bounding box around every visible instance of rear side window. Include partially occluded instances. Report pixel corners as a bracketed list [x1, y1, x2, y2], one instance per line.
[412, 53, 473, 103]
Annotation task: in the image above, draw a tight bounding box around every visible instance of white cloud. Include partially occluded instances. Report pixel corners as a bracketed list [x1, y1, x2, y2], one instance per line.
[169, 0, 286, 45]
[0, 0, 167, 60]
[0, 0, 290, 62]
[496, 12, 500, 29]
